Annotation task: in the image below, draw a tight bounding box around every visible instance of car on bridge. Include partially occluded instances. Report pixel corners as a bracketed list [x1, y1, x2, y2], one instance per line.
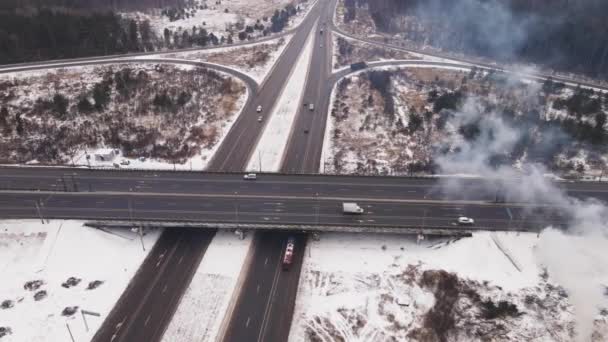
[256, 105, 262, 113]
[243, 173, 257, 180]
[457, 216, 475, 225]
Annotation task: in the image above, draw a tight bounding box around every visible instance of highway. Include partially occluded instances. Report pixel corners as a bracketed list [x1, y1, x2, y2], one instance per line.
[208, 2, 323, 172]
[0, 189, 572, 230]
[222, 1, 337, 338]
[1, 167, 606, 203]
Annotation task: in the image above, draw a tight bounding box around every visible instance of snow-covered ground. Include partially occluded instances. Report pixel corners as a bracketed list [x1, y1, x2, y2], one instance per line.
[289, 231, 608, 341]
[246, 22, 317, 172]
[161, 231, 252, 342]
[0, 63, 248, 170]
[161, 34, 293, 84]
[0, 220, 161, 342]
[124, 0, 314, 45]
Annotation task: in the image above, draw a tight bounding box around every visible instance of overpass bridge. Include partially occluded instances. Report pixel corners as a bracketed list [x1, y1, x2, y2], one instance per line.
[1, 166, 604, 234]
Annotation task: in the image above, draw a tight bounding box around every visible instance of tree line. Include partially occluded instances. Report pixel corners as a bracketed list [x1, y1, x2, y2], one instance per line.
[346, 0, 608, 79]
[0, 1, 298, 64]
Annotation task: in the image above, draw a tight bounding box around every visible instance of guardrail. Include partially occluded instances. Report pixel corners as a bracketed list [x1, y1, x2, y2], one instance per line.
[85, 220, 479, 236]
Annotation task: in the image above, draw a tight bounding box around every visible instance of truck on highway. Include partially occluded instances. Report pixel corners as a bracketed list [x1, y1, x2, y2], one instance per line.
[342, 202, 364, 214]
[282, 237, 295, 270]
[350, 62, 367, 71]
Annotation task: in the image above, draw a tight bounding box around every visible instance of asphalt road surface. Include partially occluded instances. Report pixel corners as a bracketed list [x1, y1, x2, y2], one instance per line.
[0, 190, 573, 230]
[92, 228, 215, 342]
[1, 167, 607, 203]
[208, 2, 323, 172]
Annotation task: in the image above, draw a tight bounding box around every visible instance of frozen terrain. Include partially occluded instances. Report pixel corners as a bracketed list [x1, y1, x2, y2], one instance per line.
[123, 0, 314, 46]
[323, 66, 608, 178]
[163, 34, 293, 83]
[0, 220, 161, 342]
[0, 63, 248, 170]
[289, 231, 608, 342]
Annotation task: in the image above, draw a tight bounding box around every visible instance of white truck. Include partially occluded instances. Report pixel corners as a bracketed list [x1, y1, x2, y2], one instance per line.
[342, 202, 364, 214]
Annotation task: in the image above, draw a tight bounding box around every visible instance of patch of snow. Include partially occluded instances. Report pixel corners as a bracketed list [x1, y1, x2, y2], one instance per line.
[246, 21, 317, 172]
[0, 220, 161, 342]
[289, 231, 608, 341]
[161, 231, 252, 342]
[71, 86, 248, 171]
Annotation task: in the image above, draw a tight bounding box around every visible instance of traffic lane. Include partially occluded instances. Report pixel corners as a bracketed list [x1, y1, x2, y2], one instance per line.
[3, 176, 585, 204]
[118, 230, 213, 342]
[0, 192, 548, 217]
[3, 167, 608, 201]
[281, 19, 325, 173]
[223, 232, 285, 342]
[261, 233, 308, 342]
[92, 230, 186, 342]
[208, 3, 321, 172]
[0, 199, 568, 230]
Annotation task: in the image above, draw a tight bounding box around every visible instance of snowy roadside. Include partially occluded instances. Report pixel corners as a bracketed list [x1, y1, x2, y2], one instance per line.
[161, 231, 253, 342]
[157, 34, 294, 84]
[72, 86, 249, 172]
[246, 22, 317, 172]
[289, 231, 608, 341]
[0, 220, 161, 342]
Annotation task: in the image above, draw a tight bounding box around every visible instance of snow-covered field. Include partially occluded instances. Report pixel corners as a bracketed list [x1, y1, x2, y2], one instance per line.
[163, 34, 293, 83]
[161, 231, 252, 342]
[0, 63, 248, 170]
[0, 220, 161, 342]
[323, 66, 608, 177]
[124, 0, 314, 45]
[246, 22, 317, 172]
[289, 231, 608, 341]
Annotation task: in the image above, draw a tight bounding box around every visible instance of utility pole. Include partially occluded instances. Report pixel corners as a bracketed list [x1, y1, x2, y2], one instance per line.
[422, 209, 427, 228]
[234, 191, 239, 228]
[35, 201, 45, 225]
[258, 150, 262, 172]
[315, 192, 320, 226]
[138, 223, 146, 252]
[128, 197, 134, 223]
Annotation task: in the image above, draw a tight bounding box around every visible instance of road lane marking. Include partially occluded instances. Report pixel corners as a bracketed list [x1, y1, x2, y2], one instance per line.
[257, 284, 260, 293]
[265, 257, 269, 266]
[144, 314, 151, 327]
[4, 189, 558, 207]
[246, 317, 251, 328]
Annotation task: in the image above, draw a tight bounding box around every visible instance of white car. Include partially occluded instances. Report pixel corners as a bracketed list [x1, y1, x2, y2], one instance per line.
[457, 216, 475, 225]
[309, 103, 314, 111]
[256, 105, 262, 113]
[257, 116, 263, 122]
[243, 173, 257, 180]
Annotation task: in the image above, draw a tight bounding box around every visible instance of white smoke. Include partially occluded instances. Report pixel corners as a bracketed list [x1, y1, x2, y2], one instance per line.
[432, 91, 608, 340]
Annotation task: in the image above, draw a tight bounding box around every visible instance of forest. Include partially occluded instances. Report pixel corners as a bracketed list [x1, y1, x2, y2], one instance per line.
[345, 0, 608, 79]
[0, 0, 297, 64]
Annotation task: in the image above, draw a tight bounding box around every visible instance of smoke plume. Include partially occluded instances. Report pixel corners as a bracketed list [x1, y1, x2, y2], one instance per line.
[432, 88, 608, 340]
